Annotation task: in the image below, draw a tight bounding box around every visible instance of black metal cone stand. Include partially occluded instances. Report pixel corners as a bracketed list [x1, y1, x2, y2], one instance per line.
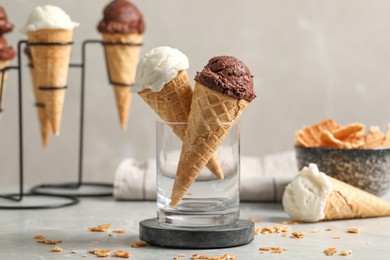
[31, 40, 141, 198]
[0, 40, 79, 209]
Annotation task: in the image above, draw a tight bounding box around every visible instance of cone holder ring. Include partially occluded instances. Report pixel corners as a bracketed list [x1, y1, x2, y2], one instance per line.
[38, 86, 68, 90]
[101, 41, 143, 87]
[34, 102, 45, 108]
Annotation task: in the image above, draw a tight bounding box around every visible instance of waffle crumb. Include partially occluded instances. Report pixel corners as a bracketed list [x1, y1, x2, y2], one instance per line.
[89, 249, 112, 257]
[255, 225, 291, 234]
[339, 249, 352, 256]
[88, 223, 112, 232]
[281, 232, 288, 237]
[275, 225, 291, 233]
[291, 232, 305, 239]
[113, 229, 126, 234]
[325, 228, 332, 231]
[311, 229, 320, 233]
[333, 235, 341, 239]
[173, 253, 186, 259]
[34, 235, 46, 240]
[51, 247, 63, 252]
[191, 253, 236, 259]
[36, 239, 62, 245]
[347, 228, 360, 233]
[71, 251, 78, 254]
[108, 233, 113, 237]
[114, 250, 131, 258]
[324, 248, 337, 256]
[130, 240, 147, 248]
[259, 247, 288, 254]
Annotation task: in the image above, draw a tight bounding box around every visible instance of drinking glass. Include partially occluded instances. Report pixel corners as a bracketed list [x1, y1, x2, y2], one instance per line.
[156, 121, 240, 227]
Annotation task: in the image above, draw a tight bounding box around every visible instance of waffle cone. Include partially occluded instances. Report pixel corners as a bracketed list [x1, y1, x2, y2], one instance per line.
[170, 82, 249, 207]
[102, 33, 143, 130]
[0, 60, 8, 122]
[113, 86, 132, 130]
[28, 60, 51, 147]
[27, 29, 73, 135]
[138, 71, 224, 179]
[322, 177, 390, 220]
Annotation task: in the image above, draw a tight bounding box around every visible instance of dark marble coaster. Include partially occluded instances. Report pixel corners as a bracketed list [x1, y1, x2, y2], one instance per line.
[139, 218, 254, 249]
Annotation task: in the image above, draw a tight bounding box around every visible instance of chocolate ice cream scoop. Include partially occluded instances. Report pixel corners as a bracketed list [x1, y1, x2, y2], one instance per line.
[97, 0, 145, 34]
[24, 45, 32, 60]
[0, 6, 13, 34]
[0, 36, 15, 61]
[195, 56, 256, 102]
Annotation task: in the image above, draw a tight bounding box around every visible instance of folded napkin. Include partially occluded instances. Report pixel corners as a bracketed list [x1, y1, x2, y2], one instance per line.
[114, 151, 297, 202]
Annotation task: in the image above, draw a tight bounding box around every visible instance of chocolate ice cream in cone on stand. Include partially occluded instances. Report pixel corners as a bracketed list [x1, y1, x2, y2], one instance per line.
[134, 46, 224, 180]
[0, 6, 16, 122]
[97, 0, 144, 130]
[23, 5, 79, 136]
[282, 164, 390, 222]
[170, 56, 256, 208]
[24, 46, 51, 147]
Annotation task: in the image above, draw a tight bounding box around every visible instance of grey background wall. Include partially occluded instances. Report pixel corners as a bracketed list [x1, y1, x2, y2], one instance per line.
[1, 0, 390, 185]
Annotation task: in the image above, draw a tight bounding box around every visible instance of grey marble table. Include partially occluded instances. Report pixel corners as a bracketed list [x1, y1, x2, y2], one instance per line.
[0, 191, 389, 260]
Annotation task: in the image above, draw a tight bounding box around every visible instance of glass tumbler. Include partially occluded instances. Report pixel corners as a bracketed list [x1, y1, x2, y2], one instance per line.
[156, 121, 240, 227]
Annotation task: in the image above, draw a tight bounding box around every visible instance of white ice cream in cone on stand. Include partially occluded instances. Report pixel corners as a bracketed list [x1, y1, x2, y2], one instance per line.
[134, 46, 224, 180]
[282, 163, 390, 222]
[170, 56, 256, 208]
[97, 0, 145, 130]
[23, 5, 79, 135]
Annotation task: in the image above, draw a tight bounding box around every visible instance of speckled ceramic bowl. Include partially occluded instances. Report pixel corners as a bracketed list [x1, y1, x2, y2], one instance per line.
[295, 145, 390, 196]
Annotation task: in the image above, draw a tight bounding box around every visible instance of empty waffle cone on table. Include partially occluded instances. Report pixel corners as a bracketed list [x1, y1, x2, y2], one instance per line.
[134, 46, 224, 179]
[169, 56, 257, 208]
[0, 6, 16, 122]
[97, 0, 144, 130]
[22, 5, 79, 136]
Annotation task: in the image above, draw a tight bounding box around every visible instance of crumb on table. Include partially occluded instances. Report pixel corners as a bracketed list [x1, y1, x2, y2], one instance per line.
[324, 248, 337, 256]
[88, 223, 113, 232]
[130, 240, 147, 248]
[347, 228, 360, 233]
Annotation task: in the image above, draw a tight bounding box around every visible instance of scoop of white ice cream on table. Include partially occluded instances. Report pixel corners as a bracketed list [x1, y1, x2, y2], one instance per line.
[282, 163, 390, 222]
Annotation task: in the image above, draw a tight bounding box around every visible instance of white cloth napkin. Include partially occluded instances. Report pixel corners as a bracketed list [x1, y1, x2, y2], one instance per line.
[114, 151, 297, 202]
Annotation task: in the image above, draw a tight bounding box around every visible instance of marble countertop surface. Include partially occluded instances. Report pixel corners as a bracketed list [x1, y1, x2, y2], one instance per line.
[0, 190, 389, 260]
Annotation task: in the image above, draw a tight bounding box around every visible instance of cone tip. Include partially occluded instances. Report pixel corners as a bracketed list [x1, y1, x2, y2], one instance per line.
[169, 200, 178, 208]
[120, 124, 127, 131]
[42, 136, 50, 148]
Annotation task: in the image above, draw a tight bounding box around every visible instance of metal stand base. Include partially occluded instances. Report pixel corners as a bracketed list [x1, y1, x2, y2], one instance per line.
[0, 193, 79, 210]
[139, 218, 254, 249]
[31, 182, 113, 197]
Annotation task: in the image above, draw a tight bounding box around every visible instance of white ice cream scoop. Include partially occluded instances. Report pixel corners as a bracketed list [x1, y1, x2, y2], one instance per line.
[282, 163, 333, 222]
[23, 5, 79, 32]
[134, 46, 189, 93]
